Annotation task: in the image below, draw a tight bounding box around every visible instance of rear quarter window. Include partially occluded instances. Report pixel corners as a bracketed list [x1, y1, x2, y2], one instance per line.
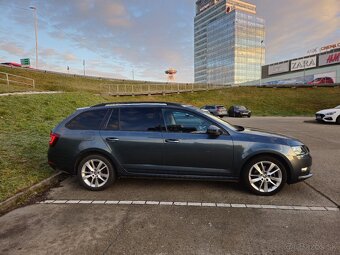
[66, 109, 108, 130]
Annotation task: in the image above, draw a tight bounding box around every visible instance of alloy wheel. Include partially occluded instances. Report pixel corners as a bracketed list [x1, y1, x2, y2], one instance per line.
[81, 159, 110, 188]
[248, 161, 282, 193]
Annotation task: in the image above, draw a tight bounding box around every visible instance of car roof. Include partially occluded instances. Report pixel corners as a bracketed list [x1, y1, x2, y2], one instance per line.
[91, 102, 182, 108]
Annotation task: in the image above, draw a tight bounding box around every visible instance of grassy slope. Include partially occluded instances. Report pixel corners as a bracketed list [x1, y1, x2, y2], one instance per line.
[0, 65, 179, 93]
[0, 88, 339, 201]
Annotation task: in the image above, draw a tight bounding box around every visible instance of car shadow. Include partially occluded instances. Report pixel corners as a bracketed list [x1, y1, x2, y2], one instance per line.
[303, 120, 338, 125]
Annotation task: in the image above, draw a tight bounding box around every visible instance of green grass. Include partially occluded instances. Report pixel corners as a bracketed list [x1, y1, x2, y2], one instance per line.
[0, 87, 339, 201]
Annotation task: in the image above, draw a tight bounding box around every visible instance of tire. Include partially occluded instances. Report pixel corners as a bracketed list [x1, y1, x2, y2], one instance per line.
[77, 154, 116, 191]
[336, 116, 340, 125]
[242, 156, 287, 196]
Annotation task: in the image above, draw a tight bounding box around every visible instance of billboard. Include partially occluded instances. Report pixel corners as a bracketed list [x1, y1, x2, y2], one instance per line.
[291, 56, 317, 71]
[319, 52, 340, 66]
[268, 62, 289, 75]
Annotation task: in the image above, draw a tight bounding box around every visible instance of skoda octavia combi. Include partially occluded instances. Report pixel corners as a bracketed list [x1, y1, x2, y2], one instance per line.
[48, 102, 312, 196]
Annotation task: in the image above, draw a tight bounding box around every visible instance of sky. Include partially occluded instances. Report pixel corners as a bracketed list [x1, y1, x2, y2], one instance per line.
[0, 0, 339, 82]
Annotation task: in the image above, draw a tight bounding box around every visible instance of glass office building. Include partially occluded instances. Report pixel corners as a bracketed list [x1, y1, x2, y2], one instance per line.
[194, 0, 265, 85]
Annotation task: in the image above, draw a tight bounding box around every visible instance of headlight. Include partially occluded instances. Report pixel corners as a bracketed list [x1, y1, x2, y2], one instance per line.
[292, 145, 308, 156]
[325, 111, 336, 115]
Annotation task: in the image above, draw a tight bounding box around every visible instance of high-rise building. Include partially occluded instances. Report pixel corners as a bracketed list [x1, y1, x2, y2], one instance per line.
[194, 0, 265, 85]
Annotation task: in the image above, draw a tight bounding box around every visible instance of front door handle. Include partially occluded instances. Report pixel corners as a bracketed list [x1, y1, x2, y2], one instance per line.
[106, 137, 119, 142]
[165, 139, 180, 143]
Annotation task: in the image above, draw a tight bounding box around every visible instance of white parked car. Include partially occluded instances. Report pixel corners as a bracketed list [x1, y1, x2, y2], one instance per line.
[315, 105, 340, 124]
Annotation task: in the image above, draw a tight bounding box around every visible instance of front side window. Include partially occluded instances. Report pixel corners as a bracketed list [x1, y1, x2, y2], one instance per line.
[163, 109, 214, 133]
[120, 107, 162, 132]
[66, 109, 108, 130]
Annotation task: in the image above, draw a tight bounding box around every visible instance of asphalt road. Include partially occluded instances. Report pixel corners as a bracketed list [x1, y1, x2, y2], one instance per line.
[0, 117, 339, 255]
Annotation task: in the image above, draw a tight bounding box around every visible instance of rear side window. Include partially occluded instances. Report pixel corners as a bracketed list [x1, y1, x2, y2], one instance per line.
[66, 109, 108, 130]
[120, 107, 162, 132]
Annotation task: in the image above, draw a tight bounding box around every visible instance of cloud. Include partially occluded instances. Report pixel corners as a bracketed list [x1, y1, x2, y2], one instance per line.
[0, 42, 26, 56]
[1, 0, 338, 82]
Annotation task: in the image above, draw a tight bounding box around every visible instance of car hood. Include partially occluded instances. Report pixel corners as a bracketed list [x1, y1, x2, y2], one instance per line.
[235, 128, 303, 146]
[316, 108, 339, 114]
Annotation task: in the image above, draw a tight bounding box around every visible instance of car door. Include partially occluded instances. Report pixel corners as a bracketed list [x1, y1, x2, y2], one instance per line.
[100, 107, 164, 174]
[161, 108, 234, 176]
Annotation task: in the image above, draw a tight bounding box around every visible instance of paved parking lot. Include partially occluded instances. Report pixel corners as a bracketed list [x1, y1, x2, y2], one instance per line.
[0, 117, 339, 254]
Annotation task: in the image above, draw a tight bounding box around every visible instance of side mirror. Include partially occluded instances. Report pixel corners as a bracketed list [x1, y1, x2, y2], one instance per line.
[207, 125, 222, 136]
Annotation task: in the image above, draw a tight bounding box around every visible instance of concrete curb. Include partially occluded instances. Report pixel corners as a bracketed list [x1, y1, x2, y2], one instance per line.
[0, 171, 66, 215]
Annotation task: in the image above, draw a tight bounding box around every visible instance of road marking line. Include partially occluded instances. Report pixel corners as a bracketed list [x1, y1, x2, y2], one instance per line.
[216, 203, 231, 208]
[202, 203, 216, 207]
[119, 201, 132, 205]
[146, 201, 159, 205]
[188, 202, 202, 207]
[309, 207, 327, 211]
[246, 204, 262, 208]
[92, 200, 106, 204]
[261, 205, 278, 209]
[160, 201, 173, 205]
[132, 201, 146, 205]
[174, 202, 187, 206]
[66, 200, 80, 204]
[276, 205, 294, 210]
[105, 200, 119, 204]
[326, 207, 339, 211]
[231, 204, 246, 208]
[293, 206, 310, 210]
[39, 200, 339, 212]
[78, 200, 93, 204]
[53, 200, 67, 204]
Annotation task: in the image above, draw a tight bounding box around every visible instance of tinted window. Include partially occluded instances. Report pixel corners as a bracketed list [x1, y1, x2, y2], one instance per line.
[163, 109, 214, 133]
[66, 109, 108, 130]
[120, 107, 162, 132]
[105, 109, 119, 130]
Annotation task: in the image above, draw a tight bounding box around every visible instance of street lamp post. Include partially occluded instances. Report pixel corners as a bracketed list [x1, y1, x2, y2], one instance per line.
[260, 40, 264, 86]
[30, 6, 38, 69]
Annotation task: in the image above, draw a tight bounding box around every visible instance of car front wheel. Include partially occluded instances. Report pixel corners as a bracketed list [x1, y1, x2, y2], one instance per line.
[77, 154, 116, 191]
[243, 156, 287, 196]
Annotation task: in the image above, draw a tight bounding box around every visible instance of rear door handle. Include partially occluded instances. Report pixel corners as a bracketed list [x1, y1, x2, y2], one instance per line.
[165, 139, 180, 143]
[106, 137, 120, 142]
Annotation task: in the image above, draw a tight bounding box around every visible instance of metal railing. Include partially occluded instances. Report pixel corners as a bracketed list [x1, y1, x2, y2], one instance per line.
[101, 82, 225, 96]
[0, 72, 35, 89]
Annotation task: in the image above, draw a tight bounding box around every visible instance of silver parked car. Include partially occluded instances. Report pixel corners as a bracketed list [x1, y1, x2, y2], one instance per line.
[201, 105, 228, 117]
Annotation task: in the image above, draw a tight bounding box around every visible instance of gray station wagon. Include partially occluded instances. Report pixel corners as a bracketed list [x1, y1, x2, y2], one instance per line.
[48, 102, 312, 195]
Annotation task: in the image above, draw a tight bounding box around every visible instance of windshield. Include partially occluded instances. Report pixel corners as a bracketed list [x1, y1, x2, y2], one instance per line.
[335, 105, 340, 109]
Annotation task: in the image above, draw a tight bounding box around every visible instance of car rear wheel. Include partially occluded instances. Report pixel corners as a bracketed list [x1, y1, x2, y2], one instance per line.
[77, 154, 116, 191]
[243, 156, 287, 196]
[336, 116, 340, 125]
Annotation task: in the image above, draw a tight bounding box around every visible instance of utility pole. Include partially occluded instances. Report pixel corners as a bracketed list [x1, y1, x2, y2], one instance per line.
[83, 59, 85, 76]
[132, 69, 135, 80]
[30, 6, 38, 69]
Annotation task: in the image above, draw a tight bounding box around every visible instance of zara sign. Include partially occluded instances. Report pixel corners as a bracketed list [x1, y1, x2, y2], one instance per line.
[290, 56, 317, 71]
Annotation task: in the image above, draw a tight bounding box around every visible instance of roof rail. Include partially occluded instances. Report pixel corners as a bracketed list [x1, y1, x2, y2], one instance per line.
[91, 102, 183, 107]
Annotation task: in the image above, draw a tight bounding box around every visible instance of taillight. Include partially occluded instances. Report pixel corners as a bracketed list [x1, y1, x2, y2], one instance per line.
[49, 132, 60, 147]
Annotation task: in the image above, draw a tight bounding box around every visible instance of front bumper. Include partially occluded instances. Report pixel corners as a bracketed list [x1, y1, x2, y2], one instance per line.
[298, 173, 313, 181]
[288, 154, 313, 184]
[315, 113, 336, 122]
